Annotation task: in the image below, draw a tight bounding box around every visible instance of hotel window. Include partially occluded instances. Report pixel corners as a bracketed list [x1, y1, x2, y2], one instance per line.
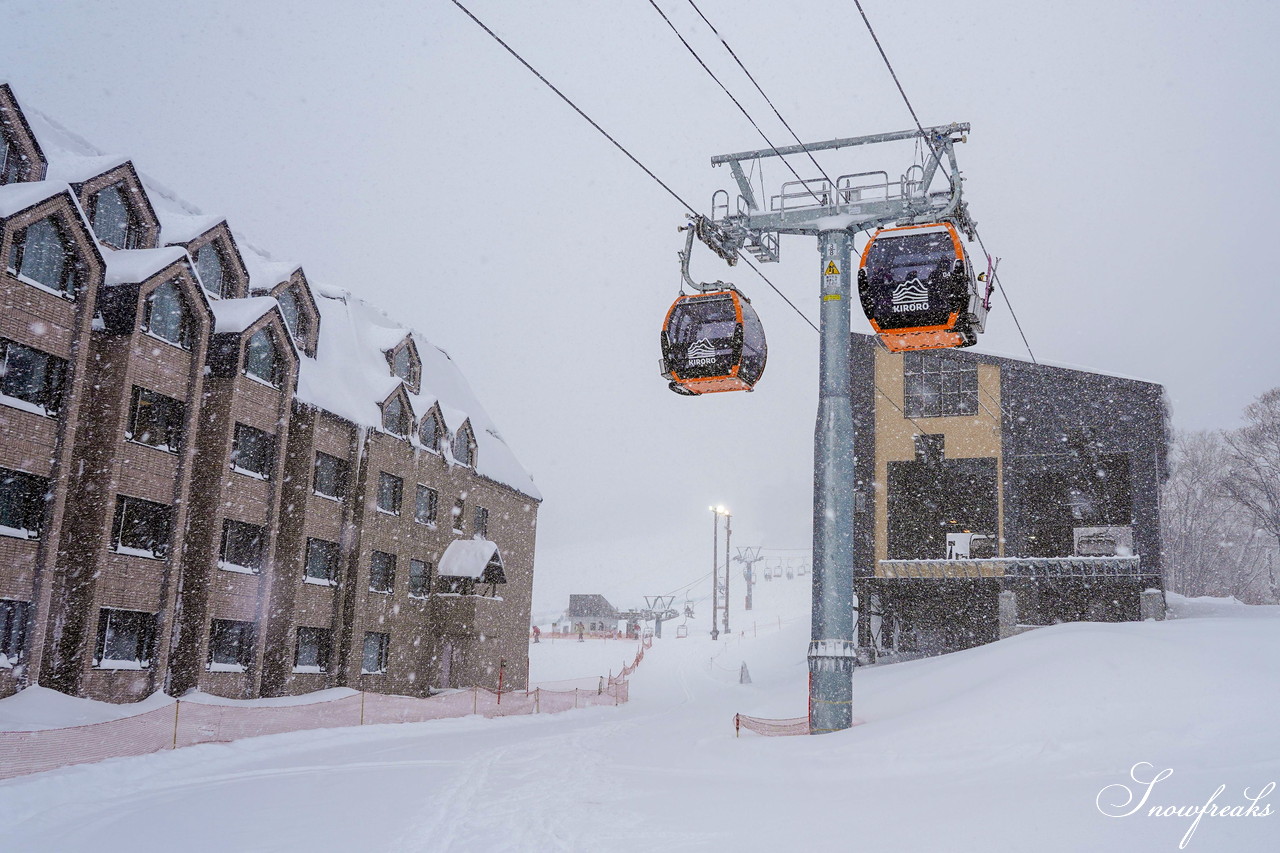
[194, 242, 227, 298]
[452, 424, 475, 467]
[126, 387, 185, 452]
[451, 498, 465, 533]
[377, 472, 403, 515]
[219, 519, 265, 573]
[473, 506, 489, 538]
[361, 632, 389, 675]
[381, 393, 409, 436]
[903, 351, 978, 418]
[244, 329, 281, 386]
[0, 467, 49, 540]
[415, 485, 438, 525]
[294, 626, 331, 673]
[93, 608, 157, 669]
[91, 183, 142, 250]
[0, 130, 22, 184]
[230, 423, 275, 478]
[208, 619, 256, 671]
[111, 495, 171, 558]
[369, 551, 395, 593]
[0, 337, 67, 416]
[277, 286, 308, 342]
[142, 281, 193, 349]
[312, 451, 348, 499]
[408, 559, 431, 598]
[304, 538, 340, 584]
[419, 410, 442, 452]
[0, 599, 31, 665]
[7, 216, 78, 296]
[391, 342, 419, 390]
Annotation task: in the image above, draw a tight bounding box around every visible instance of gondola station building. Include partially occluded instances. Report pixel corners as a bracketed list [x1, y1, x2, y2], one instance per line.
[0, 83, 541, 703]
[847, 332, 1168, 658]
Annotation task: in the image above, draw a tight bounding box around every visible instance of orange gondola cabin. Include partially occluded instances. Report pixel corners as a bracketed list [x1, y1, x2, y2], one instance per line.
[857, 222, 989, 352]
[660, 289, 766, 395]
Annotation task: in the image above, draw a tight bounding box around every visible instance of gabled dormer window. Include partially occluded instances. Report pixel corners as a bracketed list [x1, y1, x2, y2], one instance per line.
[277, 287, 301, 339]
[142, 281, 193, 349]
[244, 328, 281, 386]
[7, 216, 78, 297]
[419, 409, 443, 452]
[381, 390, 410, 436]
[91, 183, 142, 250]
[451, 423, 476, 468]
[0, 129, 19, 185]
[387, 337, 420, 393]
[194, 242, 227, 299]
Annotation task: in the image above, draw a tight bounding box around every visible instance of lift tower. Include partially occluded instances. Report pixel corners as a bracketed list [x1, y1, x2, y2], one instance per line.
[702, 124, 975, 733]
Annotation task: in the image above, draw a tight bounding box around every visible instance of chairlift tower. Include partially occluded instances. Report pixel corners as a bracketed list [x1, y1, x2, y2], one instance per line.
[701, 124, 975, 734]
[734, 546, 765, 611]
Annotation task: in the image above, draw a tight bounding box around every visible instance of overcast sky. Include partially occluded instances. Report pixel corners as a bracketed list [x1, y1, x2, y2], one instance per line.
[6, 0, 1278, 613]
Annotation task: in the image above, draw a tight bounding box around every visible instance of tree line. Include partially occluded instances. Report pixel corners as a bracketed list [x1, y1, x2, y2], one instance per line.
[1163, 387, 1280, 603]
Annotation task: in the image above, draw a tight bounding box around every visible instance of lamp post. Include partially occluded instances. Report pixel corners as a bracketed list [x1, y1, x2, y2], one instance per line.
[710, 505, 731, 640]
[709, 506, 720, 641]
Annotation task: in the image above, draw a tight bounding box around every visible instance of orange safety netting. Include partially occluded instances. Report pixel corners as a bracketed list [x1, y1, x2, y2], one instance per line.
[733, 713, 810, 737]
[0, 637, 654, 781]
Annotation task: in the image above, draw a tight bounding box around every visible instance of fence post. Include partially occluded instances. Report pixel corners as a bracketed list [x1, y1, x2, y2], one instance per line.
[360, 691, 366, 726]
[535, 687, 540, 714]
[574, 688, 579, 709]
[735, 713, 740, 738]
[473, 686, 478, 716]
[172, 700, 180, 749]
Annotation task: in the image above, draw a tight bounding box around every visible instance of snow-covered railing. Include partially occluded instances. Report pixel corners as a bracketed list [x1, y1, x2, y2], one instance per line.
[877, 555, 1144, 579]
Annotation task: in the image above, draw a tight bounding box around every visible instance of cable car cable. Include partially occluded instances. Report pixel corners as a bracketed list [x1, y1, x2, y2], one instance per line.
[850, 0, 1039, 364]
[449, 0, 697, 215]
[646, 0, 827, 206]
[450, 0, 817, 332]
[682, 0, 837, 189]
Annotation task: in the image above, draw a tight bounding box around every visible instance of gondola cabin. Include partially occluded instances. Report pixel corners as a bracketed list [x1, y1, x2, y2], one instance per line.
[857, 222, 988, 352]
[660, 289, 767, 395]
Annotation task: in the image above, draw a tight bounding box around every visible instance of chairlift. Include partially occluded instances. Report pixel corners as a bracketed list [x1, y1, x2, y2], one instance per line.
[660, 219, 767, 395]
[857, 221, 989, 352]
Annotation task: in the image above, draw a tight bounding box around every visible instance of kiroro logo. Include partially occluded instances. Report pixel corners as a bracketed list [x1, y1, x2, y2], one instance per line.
[891, 278, 930, 312]
[686, 338, 718, 366]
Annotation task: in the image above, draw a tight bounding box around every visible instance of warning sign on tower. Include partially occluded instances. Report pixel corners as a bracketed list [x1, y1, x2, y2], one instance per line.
[824, 261, 840, 275]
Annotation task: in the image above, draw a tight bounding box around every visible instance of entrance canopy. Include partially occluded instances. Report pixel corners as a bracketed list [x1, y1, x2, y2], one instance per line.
[439, 538, 506, 585]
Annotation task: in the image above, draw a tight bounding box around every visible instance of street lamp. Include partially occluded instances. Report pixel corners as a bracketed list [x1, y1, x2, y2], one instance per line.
[710, 505, 732, 640]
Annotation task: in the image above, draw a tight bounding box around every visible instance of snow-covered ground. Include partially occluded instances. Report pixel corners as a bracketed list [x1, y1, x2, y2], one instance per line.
[1, 581, 1276, 852]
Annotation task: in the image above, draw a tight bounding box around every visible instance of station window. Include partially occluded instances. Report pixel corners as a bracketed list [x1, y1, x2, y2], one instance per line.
[473, 505, 489, 538]
[381, 393, 409, 436]
[903, 351, 978, 418]
[194, 242, 227, 298]
[244, 329, 281, 386]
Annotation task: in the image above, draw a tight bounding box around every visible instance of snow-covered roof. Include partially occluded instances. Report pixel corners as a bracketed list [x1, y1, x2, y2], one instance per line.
[0, 180, 68, 218]
[296, 293, 540, 499]
[210, 296, 279, 335]
[6, 85, 540, 501]
[439, 538, 502, 580]
[102, 246, 188, 286]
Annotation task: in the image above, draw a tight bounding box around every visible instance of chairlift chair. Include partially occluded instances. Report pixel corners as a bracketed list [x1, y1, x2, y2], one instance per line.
[857, 221, 989, 352]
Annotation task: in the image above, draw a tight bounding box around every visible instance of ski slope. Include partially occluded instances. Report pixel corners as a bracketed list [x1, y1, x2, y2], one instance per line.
[1, 579, 1276, 852]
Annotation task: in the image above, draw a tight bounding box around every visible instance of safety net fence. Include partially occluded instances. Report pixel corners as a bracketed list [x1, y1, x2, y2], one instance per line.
[733, 714, 811, 737]
[1, 637, 653, 780]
